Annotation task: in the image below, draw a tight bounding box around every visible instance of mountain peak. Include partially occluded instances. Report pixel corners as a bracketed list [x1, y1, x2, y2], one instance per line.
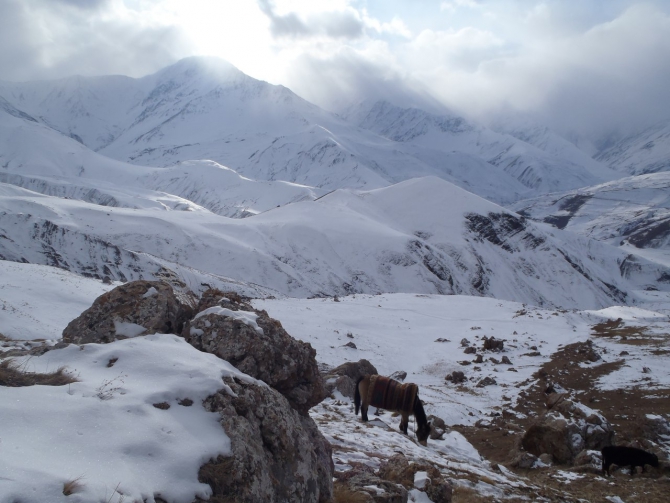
[147, 56, 244, 86]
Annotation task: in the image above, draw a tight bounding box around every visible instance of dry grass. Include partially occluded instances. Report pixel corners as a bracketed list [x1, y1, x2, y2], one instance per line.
[332, 482, 372, 503]
[63, 476, 85, 496]
[591, 319, 648, 338]
[0, 359, 78, 387]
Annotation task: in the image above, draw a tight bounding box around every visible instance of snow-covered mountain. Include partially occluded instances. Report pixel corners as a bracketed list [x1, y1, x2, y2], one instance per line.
[0, 57, 618, 205]
[487, 114, 616, 180]
[1, 56, 667, 311]
[511, 172, 670, 266]
[0, 107, 319, 217]
[2, 172, 668, 309]
[596, 120, 670, 176]
[345, 100, 618, 196]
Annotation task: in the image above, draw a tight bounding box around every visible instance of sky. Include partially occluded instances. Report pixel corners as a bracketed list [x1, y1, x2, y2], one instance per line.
[1, 0, 670, 143]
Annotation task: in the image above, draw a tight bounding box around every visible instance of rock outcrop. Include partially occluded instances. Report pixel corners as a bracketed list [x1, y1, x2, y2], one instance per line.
[521, 398, 613, 464]
[377, 454, 452, 503]
[334, 464, 408, 503]
[200, 378, 333, 503]
[62, 280, 195, 344]
[182, 289, 326, 414]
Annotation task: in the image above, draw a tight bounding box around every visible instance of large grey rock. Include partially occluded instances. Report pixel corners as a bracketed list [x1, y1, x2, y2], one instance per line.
[199, 378, 333, 503]
[183, 289, 326, 414]
[322, 359, 378, 399]
[62, 280, 195, 344]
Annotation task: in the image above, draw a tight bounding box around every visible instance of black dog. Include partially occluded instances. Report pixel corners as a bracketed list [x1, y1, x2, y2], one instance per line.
[602, 445, 659, 476]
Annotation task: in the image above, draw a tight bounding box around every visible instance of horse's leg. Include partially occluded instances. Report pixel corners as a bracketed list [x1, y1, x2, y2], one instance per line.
[400, 412, 408, 434]
[359, 378, 370, 421]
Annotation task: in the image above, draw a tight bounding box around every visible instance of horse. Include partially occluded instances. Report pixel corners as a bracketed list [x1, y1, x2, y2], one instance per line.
[601, 445, 659, 477]
[354, 374, 431, 445]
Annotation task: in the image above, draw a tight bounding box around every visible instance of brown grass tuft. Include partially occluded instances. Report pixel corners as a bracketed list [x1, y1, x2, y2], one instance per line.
[63, 476, 85, 496]
[0, 359, 79, 387]
[332, 482, 372, 503]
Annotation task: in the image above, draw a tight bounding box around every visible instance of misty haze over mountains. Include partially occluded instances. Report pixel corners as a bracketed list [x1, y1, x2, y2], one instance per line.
[0, 56, 669, 309]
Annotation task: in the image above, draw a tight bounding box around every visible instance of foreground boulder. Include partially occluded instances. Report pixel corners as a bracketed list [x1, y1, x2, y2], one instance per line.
[183, 289, 326, 414]
[199, 378, 333, 503]
[62, 280, 195, 344]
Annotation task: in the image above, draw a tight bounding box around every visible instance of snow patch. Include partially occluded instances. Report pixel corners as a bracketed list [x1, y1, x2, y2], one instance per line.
[113, 319, 147, 338]
[142, 286, 158, 298]
[414, 470, 429, 489]
[0, 333, 259, 503]
[194, 307, 264, 335]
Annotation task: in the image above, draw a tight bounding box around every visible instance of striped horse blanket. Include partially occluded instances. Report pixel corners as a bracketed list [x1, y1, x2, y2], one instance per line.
[367, 375, 418, 414]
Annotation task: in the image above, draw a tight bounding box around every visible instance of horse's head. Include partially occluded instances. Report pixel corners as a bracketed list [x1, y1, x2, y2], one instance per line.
[417, 420, 431, 446]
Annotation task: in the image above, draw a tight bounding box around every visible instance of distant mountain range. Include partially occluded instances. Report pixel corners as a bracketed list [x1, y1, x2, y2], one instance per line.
[0, 56, 629, 204]
[1, 56, 669, 309]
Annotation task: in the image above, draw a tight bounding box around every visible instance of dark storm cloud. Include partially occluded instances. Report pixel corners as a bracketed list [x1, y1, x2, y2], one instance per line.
[0, 0, 188, 82]
[257, 0, 364, 39]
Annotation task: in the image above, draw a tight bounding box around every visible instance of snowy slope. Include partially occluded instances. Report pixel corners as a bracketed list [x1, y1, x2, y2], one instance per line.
[0, 108, 320, 217]
[488, 114, 617, 181]
[596, 120, 670, 175]
[347, 100, 616, 195]
[2, 263, 669, 502]
[511, 172, 670, 261]
[0, 74, 143, 151]
[256, 294, 670, 426]
[138, 160, 318, 217]
[0, 261, 116, 340]
[0, 332, 257, 503]
[2, 173, 668, 309]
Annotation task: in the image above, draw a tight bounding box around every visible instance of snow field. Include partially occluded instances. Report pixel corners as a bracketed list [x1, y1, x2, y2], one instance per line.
[0, 334, 259, 503]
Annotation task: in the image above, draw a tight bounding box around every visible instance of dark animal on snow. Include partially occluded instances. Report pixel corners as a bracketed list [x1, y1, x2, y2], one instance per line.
[354, 374, 431, 445]
[601, 445, 659, 476]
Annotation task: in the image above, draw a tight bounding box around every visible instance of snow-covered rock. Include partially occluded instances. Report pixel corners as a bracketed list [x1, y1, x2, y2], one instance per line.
[183, 289, 326, 414]
[62, 280, 195, 344]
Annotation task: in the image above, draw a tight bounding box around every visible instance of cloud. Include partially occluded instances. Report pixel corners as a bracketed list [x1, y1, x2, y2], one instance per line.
[1, 0, 669, 145]
[280, 41, 443, 114]
[257, 0, 364, 39]
[0, 0, 190, 81]
[54, 0, 112, 10]
[459, 3, 670, 139]
[280, 1, 670, 143]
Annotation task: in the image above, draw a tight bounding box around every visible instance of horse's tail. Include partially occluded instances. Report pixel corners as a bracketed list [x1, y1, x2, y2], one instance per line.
[354, 376, 364, 415]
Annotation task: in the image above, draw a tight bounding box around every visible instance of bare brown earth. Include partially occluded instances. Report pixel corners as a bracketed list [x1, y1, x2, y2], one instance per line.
[453, 320, 670, 502]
